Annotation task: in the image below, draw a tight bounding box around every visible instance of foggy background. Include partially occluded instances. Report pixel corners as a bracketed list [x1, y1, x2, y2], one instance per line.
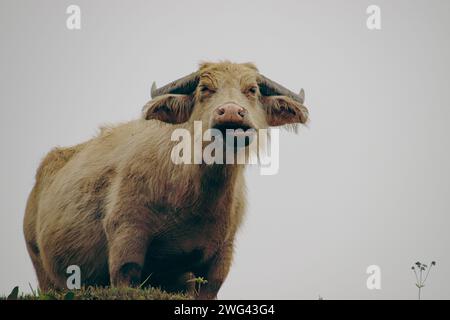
[1, 0, 449, 299]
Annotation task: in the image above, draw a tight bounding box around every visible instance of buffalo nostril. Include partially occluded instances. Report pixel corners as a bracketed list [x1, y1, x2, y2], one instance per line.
[215, 104, 247, 120]
[217, 107, 226, 116]
[238, 109, 247, 117]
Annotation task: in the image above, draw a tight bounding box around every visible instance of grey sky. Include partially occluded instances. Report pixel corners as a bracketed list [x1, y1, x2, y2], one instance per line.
[1, 0, 449, 299]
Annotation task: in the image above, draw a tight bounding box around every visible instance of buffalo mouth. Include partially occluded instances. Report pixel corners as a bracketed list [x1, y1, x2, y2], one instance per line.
[212, 122, 256, 147]
[212, 122, 255, 137]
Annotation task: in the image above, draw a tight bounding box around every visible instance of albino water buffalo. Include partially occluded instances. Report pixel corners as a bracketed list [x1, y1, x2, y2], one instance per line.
[24, 61, 308, 299]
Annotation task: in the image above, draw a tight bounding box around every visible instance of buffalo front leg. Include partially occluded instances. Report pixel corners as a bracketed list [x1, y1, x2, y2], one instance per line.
[196, 241, 234, 300]
[104, 212, 154, 287]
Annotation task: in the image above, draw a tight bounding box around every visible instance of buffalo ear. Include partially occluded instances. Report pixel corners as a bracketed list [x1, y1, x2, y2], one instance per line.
[142, 94, 194, 124]
[262, 95, 309, 127]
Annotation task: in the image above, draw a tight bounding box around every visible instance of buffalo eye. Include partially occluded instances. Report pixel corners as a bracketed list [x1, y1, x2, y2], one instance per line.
[200, 85, 215, 95]
[245, 86, 258, 96]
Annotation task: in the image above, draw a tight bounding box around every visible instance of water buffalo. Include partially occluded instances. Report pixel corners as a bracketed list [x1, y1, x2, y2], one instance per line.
[24, 61, 308, 299]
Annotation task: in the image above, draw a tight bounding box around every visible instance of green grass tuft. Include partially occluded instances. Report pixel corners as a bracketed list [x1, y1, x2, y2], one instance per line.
[2, 286, 191, 300]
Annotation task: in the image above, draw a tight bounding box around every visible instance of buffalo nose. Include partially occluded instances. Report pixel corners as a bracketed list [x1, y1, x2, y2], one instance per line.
[215, 104, 247, 123]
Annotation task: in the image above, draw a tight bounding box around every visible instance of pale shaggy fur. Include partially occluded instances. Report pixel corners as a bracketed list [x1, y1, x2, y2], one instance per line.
[24, 61, 308, 299]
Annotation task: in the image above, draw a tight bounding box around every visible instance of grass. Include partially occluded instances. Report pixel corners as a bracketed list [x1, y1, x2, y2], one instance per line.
[3, 260, 438, 300]
[2, 285, 191, 300]
[187, 276, 208, 297]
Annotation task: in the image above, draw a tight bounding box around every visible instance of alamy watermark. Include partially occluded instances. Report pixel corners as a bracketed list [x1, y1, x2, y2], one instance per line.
[66, 5, 81, 30]
[366, 265, 381, 290]
[366, 5, 381, 30]
[66, 265, 81, 290]
[170, 121, 280, 175]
